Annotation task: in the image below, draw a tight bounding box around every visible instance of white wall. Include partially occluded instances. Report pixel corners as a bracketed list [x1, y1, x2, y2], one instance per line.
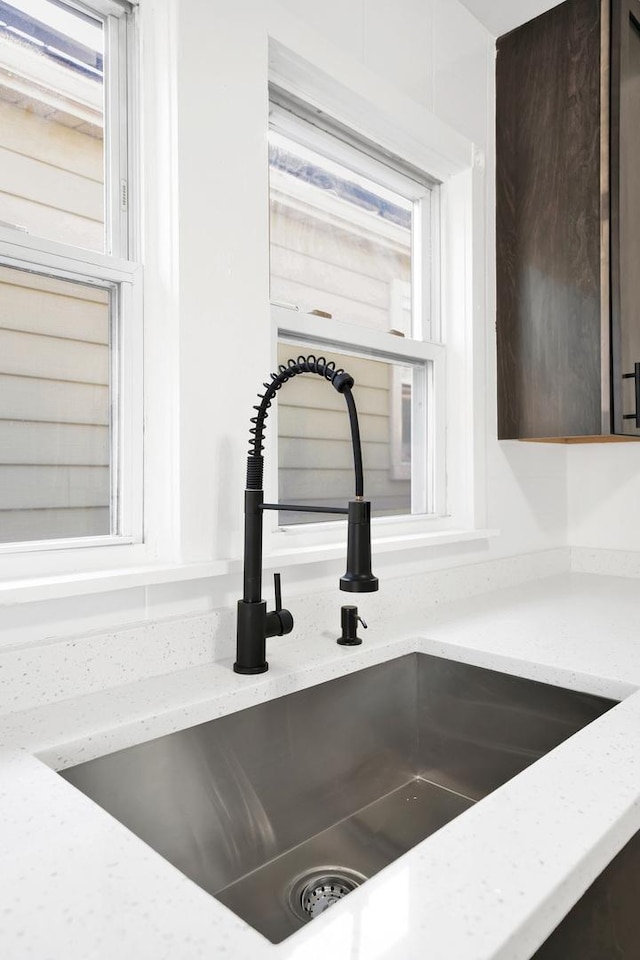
[568, 445, 640, 552]
[0, 0, 569, 645]
[457, 0, 565, 38]
[427, 0, 569, 565]
[176, 0, 567, 571]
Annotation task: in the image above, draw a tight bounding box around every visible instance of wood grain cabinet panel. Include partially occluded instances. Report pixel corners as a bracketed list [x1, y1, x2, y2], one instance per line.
[496, 0, 640, 441]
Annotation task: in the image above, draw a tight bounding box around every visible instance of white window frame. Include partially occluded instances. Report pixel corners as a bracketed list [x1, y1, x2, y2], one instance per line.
[271, 306, 445, 527]
[266, 97, 447, 549]
[0, 0, 142, 565]
[389, 280, 413, 482]
[390, 368, 412, 482]
[261, 37, 489, 560]
[269, 97, 440, 343]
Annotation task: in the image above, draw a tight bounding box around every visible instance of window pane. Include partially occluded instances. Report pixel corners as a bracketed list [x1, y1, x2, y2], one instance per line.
[0, 0, 105, 251]
[277, 343, 416, 524]
[270, 136, 413, 336]
[0, 264, 112, 543]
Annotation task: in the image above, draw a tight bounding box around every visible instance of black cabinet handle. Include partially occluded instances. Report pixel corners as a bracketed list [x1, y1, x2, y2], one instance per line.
[622, 362, 640, 429]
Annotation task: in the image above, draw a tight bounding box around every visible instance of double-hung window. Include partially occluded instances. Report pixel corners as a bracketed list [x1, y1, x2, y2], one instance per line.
[0, 0, 140, 550]
[268, 93, 444, 529]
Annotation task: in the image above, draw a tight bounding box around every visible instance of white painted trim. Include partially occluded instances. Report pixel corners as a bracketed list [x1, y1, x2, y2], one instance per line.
[429, 184, 442, 344]
[0, 541, 153, 583]
[104, 12, 129, 258]
[413, 189, 436, 342]
[0, 234, 138, 279]
[115, 266, 144, 541]
[0, 528, 502, 606]
[65, 0, 133, 18]
[274, 306, 444, 363]
[0, 535, 134, 557]
[135, 0, 181, 564]
[438, 157, 488, 531]
[0, 245, 139, 287]
[430, 339, 447, 517]
[389, 351, 412, 483]
[271, 526, 500, 564]
[267, 34, 473, 182]
[470, 149, 489, 530]
[0, 561, 230, 605]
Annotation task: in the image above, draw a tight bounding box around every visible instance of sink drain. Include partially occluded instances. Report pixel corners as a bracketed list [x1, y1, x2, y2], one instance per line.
[288, 867, 366, 922]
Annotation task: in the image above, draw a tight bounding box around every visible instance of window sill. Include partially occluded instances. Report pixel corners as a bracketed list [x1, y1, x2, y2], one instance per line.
[0, 560, 232, 606]
[0, 529, 499, 606]
[267, 527, 499, 568]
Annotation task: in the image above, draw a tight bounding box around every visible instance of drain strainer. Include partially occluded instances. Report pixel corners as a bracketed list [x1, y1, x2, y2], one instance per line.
[288, 867, 367, 922]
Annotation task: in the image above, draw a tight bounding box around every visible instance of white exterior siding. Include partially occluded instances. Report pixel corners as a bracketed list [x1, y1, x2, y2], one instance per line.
[0, 264, 110, 542]
[0, 13, 111, 544]
[277, 343, 411, 520]
[0, 97, 103, 250]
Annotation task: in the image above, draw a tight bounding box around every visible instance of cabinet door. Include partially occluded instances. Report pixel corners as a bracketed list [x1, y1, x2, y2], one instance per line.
[611, 0, 640, 435]
[496, 0, 604, 440]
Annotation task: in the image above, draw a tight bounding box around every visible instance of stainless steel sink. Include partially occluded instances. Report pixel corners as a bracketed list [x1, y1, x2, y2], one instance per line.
[60, 653, 615, 943]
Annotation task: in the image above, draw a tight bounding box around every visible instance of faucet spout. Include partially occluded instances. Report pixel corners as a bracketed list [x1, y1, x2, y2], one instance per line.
[234, 355, 378, 675]
[341, 499, 378, 593]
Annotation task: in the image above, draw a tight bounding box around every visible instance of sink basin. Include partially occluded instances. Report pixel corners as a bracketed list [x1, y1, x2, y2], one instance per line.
[60, 652, 615, 943]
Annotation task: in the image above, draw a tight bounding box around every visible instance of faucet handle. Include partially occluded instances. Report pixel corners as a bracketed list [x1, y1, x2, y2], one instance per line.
[265, 572, 294, 638]
[274, 572, 283, 611]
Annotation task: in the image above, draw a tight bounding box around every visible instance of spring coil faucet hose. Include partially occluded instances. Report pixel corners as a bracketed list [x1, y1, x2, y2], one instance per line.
[246, 354, 363, 496]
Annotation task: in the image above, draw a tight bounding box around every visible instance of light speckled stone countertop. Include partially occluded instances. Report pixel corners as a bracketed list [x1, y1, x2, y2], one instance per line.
[2, 572, 640, 960]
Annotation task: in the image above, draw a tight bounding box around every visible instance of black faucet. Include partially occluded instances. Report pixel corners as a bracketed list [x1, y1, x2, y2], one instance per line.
[235, 355, 379, 675]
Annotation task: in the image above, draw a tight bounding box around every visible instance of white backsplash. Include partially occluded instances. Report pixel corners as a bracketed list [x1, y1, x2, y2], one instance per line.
[571, 547, 640, 579]
[0, 547, 569, 715]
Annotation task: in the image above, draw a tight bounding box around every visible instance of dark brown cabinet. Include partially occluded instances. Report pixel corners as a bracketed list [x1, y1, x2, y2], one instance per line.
[496, 0, 640, 442]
